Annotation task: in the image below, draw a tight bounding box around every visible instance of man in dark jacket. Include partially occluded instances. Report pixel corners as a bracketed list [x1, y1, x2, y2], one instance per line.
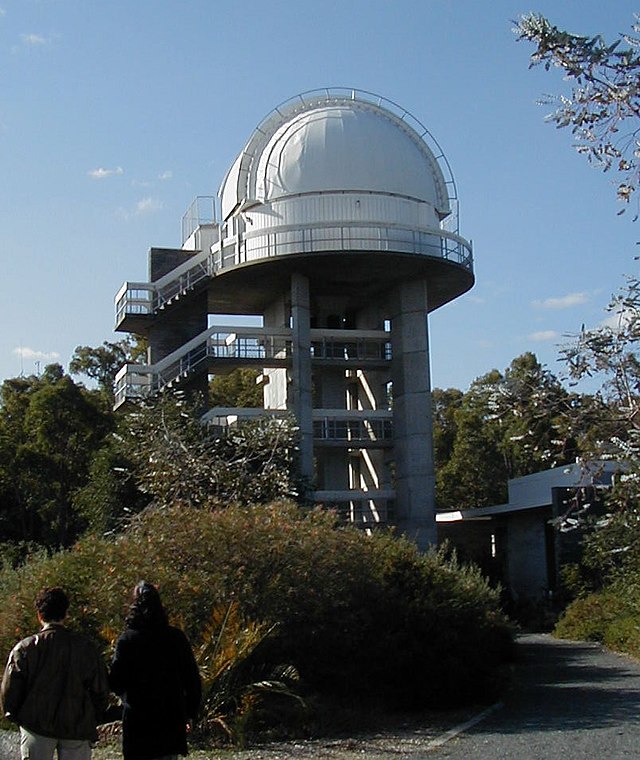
[0, 587, 109, 760]
[108, 581, 201, 760]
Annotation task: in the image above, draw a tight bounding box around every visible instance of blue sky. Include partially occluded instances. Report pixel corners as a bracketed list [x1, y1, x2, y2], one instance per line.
[1, 0, 638, 392]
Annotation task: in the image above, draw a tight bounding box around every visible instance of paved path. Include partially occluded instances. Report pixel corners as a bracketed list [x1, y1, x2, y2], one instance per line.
[430, 633, 640, 759]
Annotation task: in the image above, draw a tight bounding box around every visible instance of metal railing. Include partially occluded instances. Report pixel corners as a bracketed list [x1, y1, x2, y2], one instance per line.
[115, 283, 155, 327]
[114, 325, 391, 407]
[113, 326, 294, 406]
[116, 218, 472, 330]
[115, 250, 216, 329]
[199, 409, 392, 448]
[310, 332, 391, 362]
[154, 253, 216, 311]
[311, 489, 396, 527]
[181, 196, 217, 244]
[234, 222, 473, 271]
[313, 416, 392, 444]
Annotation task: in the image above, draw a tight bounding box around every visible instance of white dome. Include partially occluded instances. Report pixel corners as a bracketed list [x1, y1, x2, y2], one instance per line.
[256, 105, 441, 203]
[220, 91, 453, 220]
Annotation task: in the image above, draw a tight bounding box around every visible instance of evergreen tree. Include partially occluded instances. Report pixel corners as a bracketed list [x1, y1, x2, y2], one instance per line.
[0, 365, 113, 547]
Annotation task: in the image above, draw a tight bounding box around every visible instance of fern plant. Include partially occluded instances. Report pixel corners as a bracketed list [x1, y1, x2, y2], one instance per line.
[195, 602, 304, 745]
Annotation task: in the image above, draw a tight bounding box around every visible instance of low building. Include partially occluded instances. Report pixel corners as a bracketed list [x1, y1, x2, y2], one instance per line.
[436, 461, 622, 601]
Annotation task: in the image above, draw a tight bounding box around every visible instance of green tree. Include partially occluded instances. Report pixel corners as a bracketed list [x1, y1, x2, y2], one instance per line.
[0, 365, 114, 547]
[70, 337, 146, 403]
[71, 434, 148, 536]
[435, 354, 584, 511]
[209, 368, 263, 408]
[515, 13, 640, 214]
[437, 369, 508, 510]
[497, 352, 578, 476]
[558, 273, 640, 580]
[120, 392, 305, 508]
[432, 387, 464, 472]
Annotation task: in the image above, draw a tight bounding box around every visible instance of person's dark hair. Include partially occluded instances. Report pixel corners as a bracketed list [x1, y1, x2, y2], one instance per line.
[125, 581, 169, 630]
[35, 587, 69, 622]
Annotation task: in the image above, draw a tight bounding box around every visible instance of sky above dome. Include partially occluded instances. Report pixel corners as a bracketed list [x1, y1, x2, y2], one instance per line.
[1, 0, 638, 392]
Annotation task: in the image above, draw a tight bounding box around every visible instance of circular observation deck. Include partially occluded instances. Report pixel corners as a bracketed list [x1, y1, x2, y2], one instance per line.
[210, 89, 473, 314]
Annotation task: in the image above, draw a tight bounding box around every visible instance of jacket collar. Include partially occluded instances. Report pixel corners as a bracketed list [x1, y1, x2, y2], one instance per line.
[41, 621, 65, 631]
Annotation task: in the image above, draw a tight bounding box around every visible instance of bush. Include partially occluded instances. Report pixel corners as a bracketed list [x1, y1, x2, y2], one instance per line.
[554, 577, 640, 661]
[0, 502, 513, 735]
[554, 592, 629, 642]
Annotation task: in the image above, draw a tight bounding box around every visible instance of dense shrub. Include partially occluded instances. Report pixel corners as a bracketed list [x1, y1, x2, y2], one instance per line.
[554, 579, 640, 661]
[0, 502, 513, 722]
[554, 591, 630, 642]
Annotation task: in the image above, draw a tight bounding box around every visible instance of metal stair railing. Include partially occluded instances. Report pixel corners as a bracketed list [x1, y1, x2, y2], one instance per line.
[114, 325, 294, 405]
[115, 247, 218, 328]
[153, 250, 217, 311]
[311, 489, 396, 527]
[115, 327, 390, 406]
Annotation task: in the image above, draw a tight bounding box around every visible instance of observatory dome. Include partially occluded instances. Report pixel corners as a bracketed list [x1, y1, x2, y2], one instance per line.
[220, 91, 452, 221]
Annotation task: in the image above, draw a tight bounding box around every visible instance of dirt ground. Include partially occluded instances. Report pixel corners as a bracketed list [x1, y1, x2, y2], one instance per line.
[1, 705, 484, 759]
[88, 706, 483, 760]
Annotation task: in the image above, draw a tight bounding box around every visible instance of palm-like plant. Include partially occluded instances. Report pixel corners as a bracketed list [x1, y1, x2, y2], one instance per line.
[195, 602, 304, 744]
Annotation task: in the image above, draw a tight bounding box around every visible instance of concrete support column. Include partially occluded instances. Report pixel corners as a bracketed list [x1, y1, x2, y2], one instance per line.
[291, 273, 314, 484]
[390, 279, 436, 550]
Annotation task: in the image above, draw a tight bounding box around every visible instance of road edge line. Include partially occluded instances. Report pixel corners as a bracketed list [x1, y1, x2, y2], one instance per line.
[425, 702, 504, 750]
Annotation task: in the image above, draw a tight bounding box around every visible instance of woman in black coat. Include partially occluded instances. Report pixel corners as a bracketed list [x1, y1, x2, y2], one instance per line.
[109, 581, 202, 760]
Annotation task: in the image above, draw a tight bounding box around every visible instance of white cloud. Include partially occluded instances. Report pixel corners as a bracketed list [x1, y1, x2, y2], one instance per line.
[13, 347, 60, 361]
[88, 166, 124, 179]
[117, 196, 163, 220]
[528, 330, 560, 342]
[158, 170, 173, 181]
[532, 292, 589, 310]
[0, 9, 7, 18]
[135, 197, 163, 215]
[601, 306, 635, 331]
[21, 33, 47, 46]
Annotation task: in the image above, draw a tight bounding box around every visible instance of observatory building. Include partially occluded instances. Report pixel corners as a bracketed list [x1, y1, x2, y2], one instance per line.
[114, 89, 473, 548]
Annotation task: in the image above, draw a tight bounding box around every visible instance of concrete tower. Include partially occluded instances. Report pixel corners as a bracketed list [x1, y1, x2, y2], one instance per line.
[114, 89, 473, 548]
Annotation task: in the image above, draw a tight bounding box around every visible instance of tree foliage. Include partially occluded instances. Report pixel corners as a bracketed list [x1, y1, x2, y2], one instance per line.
[0, 365, 114, 548]
[515, 12, 640, 214]
[435, 353, 583, 510]
[436, 370, 508, 509]
[119, 392, 305, 508]
[70, 337, 146, 403]
[557, 271, 640, 586]
[209, 368, 263, 408]
[0, 502, 513, 720]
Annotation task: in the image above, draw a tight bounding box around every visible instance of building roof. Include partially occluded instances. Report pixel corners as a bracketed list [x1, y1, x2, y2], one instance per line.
[436, 461, 624, 523]
[219, 89, 453, 221]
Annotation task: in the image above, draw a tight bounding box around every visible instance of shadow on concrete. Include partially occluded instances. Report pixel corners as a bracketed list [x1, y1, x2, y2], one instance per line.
[473, 634, 640, 734]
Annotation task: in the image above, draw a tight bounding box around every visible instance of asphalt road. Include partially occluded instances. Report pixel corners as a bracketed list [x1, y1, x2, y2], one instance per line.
[431, 633, 640, 759]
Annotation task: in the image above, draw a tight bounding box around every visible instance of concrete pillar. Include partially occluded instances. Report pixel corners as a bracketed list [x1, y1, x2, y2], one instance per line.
[390, 278, 436, 549]
[290, 273, 314, 483]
